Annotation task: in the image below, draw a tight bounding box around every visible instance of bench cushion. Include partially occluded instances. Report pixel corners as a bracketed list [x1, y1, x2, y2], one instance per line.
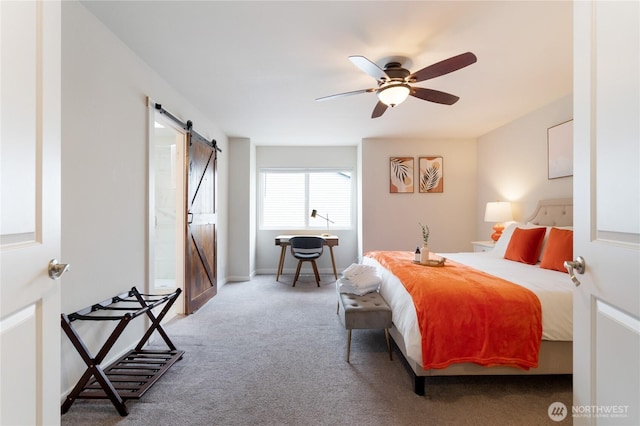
[339, 292, 392, 330]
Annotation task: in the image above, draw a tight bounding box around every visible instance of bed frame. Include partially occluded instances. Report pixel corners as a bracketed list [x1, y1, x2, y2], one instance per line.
[524, 197, 573, 227]
[391, 198, 574, 395]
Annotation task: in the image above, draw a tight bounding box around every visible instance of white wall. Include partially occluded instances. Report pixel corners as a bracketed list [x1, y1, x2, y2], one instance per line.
[60, 1, 228, 395]
[475, 94, 573, 240]
[228, 137, 256, 281]
[361, 138, 478, 253]
[254, 146, 359, 275]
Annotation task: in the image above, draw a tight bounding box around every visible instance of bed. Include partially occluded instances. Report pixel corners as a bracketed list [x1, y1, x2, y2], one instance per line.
[363, 198, 574, 395]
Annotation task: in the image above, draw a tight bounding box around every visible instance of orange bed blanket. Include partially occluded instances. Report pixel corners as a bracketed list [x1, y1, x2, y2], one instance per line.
[366, 251, 542, 370]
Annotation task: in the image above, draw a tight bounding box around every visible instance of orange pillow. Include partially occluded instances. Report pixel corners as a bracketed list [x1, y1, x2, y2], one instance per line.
[504, 227, 547, 265]
[540, 228, 574, 272]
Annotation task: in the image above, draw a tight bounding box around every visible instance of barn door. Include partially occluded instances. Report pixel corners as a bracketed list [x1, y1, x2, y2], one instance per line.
[184, 132, 217, 313]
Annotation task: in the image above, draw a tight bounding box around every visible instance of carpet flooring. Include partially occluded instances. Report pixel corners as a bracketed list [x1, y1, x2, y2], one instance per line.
[61, 274, 572, 425]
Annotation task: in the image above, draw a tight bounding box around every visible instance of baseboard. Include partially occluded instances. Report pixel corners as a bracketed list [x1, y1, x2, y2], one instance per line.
[254, 268, 340, 275]
[226, 275, 252, 282]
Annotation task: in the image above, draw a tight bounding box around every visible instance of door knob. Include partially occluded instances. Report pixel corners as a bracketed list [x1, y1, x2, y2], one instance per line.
[563, 256, 585, 287]
[48, 259, 70, 280]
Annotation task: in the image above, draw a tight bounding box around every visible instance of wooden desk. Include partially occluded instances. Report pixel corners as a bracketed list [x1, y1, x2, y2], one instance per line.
[275, 235, 339, 281]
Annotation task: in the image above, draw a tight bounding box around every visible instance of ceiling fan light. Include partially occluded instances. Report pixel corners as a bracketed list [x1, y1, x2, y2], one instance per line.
[377, 84, 410, 107]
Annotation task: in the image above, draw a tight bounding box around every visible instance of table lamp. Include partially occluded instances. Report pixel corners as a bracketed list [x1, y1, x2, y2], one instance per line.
[310, 209, 334, 235]
[484, 201, 513, 241]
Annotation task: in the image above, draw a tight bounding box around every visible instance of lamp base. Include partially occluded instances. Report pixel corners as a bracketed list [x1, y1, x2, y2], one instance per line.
[490, 223, 505, 242]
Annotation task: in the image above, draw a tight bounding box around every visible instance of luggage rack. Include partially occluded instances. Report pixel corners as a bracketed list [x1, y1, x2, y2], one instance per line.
[61, 286, 184, 416]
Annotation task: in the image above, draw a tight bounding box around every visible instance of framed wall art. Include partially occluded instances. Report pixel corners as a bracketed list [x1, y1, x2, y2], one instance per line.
[389, 157, 414, 193]
[547, 119, 573, 179]
[418, 156, 443, 193]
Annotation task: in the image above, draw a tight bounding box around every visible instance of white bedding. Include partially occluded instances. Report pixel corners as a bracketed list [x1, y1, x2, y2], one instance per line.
[363, 251, 574, 367]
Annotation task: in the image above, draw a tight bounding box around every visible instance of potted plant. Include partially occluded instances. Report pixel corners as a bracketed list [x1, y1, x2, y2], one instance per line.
[419, 223, 430, 264]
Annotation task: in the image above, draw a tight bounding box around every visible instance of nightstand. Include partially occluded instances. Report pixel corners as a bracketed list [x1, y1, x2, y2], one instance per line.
[472, 241, 495, 252]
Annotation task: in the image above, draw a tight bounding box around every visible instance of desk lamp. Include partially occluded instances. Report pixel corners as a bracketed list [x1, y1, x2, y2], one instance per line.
[310, 209, 334, 236]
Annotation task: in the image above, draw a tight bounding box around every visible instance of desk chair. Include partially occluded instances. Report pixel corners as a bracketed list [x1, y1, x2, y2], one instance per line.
[289, 236, 324, 287]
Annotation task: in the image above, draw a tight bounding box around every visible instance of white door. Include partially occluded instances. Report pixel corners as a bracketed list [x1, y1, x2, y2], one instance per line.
[0, 1, 62, 425]
[573, 1, 639, 425]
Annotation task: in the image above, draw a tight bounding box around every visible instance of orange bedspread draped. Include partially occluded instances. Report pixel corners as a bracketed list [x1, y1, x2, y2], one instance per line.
[366, 251, 542, 370]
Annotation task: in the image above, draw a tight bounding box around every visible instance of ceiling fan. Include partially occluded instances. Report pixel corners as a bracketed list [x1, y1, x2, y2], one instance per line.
[316, 52, 477, 118]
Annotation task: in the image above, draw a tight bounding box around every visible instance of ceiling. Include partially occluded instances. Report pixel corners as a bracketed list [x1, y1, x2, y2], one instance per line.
[81, 1, 573, 146]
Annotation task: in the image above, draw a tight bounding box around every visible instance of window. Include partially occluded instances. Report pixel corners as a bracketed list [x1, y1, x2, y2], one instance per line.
[260, 169, 353, 229]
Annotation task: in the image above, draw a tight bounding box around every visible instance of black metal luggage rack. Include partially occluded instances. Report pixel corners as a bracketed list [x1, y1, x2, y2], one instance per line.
[61, 286, 184, 416]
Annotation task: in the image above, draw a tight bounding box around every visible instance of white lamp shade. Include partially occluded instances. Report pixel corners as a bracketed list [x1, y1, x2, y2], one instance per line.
[377, 84, 410, 107]
[484, 201, 513, 222]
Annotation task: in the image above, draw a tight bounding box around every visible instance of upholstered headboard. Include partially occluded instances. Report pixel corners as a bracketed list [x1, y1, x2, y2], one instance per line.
[525, 198, 573, 227]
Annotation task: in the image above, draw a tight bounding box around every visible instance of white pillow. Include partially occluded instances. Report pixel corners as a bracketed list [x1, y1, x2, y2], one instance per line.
[489, 223, 518, 257]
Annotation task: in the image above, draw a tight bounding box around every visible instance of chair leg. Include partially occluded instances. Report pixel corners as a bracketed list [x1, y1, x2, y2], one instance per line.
[293, 260, 303, 287]
[346, 329, 352, 363]
[311, 260, 320, 287]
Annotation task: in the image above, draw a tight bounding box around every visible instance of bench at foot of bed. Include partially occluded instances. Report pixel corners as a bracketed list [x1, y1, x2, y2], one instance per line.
[336, 291, 393, 363]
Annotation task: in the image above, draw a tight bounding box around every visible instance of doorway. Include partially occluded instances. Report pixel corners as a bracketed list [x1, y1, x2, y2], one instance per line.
[149, 111, 186, 318]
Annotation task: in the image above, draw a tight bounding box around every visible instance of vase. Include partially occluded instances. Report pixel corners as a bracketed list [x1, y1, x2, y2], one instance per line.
[420, 244, 429, 264]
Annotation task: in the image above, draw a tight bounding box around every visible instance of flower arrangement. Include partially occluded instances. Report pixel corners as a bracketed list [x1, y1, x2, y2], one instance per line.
[419, 222, 430, 244]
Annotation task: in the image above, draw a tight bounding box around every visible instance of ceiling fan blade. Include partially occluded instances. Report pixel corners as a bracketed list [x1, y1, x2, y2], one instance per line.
[349, 55, 389, 81]
[315, 88, 375, 102]
[371, 101, 388, 118]
[409, 52, 477, 83]
[410, 87, 460, 105]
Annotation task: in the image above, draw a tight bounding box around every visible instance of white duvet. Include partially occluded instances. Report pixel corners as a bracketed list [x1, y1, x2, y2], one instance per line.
[363, 251, 574, 366]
